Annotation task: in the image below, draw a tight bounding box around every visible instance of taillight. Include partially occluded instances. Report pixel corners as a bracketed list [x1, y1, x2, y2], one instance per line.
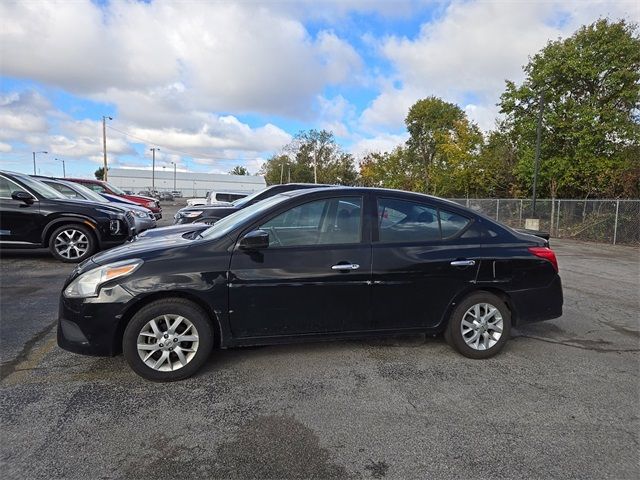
[528, 246, 559, 272]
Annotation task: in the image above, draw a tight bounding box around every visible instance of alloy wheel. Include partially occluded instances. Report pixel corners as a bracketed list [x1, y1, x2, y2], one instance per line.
[460, 302, 503, 350]
[54, 229, 90, 260]
[136, 314, 200, 371]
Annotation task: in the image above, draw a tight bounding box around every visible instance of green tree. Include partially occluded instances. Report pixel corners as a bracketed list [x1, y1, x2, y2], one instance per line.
[94, 167, 106, 180]
[500, 19, 640, 199]
[261, 130, 357, 185]
[405, 96, 466, 192]
[229, 165, 249, 175]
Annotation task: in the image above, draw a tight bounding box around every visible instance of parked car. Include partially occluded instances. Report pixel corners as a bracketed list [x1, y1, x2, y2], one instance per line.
[170, 190, 182, 198]
[57, 186, 563, 381]
[159, 192, 174, 201]
[0, 170, 135, 262]
[100, 194, 157, 232]
[176, 184, 330, 225]
[186, 197, 208, 207]
[65, 178, 162, 219]
[206, 191, 247, 205]
[33, 176, 157, 234]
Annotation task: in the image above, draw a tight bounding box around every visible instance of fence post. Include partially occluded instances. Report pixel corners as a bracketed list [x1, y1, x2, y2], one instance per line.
[556, 200, 561, 237]
[496, 199, 500, 221]
[519, 199, 523, 226]
[613, 200, 620, 245]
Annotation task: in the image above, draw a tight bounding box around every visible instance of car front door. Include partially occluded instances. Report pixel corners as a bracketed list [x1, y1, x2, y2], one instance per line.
[228, 194, 372, 338]
[371, 196, 482, 331]
[0, 175, 42, 244]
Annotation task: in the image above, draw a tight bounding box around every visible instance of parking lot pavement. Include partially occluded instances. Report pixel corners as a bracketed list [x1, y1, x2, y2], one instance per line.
[1, 239, 638, 479]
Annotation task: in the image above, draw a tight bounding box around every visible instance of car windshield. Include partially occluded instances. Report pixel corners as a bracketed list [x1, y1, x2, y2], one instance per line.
[105, 182, 126, 195]
[65, 181, 109, 203]
[199, 194, 288, 240]
[231, 187, 268, 207]
[18, 175, 67, 199]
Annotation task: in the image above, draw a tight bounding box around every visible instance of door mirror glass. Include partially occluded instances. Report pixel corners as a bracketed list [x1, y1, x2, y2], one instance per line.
[239, 229, 270, 250]
[11, 190, 35, 204]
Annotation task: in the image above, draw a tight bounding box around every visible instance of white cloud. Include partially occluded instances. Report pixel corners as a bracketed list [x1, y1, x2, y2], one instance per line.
[0, 142, 12, 153]
[359, 0, 640, 133]
[0, 0, 362, 119]
[350, 132, 409, 157]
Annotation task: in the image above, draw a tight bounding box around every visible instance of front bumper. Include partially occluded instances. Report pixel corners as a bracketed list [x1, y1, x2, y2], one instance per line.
[57, 285, 136, 356]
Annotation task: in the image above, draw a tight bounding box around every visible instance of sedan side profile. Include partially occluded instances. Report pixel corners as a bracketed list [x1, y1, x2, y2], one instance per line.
[58, 187, 563, 381]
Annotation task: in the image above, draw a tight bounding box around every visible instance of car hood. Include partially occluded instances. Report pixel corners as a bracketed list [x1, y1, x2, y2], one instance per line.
[51, 198, 124, 216]
[125, 194, 156, 203]
[135, 223, 209, 241]
[91, 233, 192, 265]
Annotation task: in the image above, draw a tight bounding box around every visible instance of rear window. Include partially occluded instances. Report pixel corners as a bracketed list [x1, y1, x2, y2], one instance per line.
[377, 198, 471, 243]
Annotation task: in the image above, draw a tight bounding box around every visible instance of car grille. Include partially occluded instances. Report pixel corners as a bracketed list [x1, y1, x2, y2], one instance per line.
[125, 211, 136, 229]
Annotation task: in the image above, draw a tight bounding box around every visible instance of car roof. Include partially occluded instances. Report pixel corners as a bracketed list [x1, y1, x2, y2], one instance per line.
[280, 185, 459, 204]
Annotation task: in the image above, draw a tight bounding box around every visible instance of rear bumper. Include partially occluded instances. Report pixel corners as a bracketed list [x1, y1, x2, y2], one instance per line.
[509, 275, 563, 325]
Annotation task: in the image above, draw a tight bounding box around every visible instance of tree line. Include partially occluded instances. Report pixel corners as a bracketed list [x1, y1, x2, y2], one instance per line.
[261, 19, 639, 199]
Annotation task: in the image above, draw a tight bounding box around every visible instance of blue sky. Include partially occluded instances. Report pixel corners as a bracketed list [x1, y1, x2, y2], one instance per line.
[1, 0, 637, 178]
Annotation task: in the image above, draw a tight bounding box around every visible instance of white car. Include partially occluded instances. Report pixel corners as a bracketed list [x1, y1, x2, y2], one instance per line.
[186, 197, 207, 206]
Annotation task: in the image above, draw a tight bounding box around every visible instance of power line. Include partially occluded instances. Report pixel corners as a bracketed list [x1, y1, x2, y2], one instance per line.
[106, 125, 260, 161]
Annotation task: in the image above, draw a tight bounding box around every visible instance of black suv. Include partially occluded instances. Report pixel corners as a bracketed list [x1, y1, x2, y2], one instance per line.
[0, 171, 135, 262]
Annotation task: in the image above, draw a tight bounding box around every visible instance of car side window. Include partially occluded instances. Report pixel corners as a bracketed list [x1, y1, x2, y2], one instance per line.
[440, 209, 471, 238]
[88, 184, 105, 193]
[259, 197, 362, 247]
[45, 182, 80, 199]
[0, 176, 23, 198]
[377, 198, 440, 242]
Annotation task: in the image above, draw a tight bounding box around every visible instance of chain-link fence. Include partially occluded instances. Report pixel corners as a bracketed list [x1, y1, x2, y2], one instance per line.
[449, 198, 640, 245]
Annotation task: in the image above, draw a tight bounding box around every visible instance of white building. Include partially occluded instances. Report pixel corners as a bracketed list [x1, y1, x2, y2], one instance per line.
[107, 168, 266, 197]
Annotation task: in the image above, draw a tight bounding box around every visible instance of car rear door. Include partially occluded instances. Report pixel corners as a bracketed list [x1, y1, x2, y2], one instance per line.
[371, 195, 482, 331]
[228, 193, 372, 338]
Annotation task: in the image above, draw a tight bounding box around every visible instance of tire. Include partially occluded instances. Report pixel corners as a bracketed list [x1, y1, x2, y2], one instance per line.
[48, 224, 97, 263]
[122, 298, 214, 382]
[445, 291, 511, 359]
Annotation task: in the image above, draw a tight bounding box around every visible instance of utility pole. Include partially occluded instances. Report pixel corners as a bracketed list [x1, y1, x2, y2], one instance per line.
[171, 162, 177, 190]
[150, 147, 159, 192]
[532, 93, 545, 217]
[32, 151, 48, 174]
[102, 116, 112, 181]
[56, 158, 66, 177]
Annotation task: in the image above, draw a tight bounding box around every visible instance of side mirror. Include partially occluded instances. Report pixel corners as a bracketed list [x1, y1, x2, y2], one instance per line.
[239, 229, 269, 250]
[11, 191, 35, 204]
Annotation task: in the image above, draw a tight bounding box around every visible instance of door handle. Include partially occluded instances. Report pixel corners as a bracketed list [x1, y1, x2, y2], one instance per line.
[450, 259, 476, 267]
[331, 263, 360, 271]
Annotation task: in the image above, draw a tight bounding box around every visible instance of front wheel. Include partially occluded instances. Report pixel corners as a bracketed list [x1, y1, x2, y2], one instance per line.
[122, 299, 214, 382]
[445, 292, 511, 359]
[48, 224, 96, 263]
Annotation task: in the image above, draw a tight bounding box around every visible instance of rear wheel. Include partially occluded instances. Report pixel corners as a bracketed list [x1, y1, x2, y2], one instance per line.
[48, 224, 96, 263]
[445, 291, 511, 359]
[123, 298, 214, 382]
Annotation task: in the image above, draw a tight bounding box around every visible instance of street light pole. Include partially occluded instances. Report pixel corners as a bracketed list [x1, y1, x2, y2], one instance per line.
[102, 116, 112, 181]
[532, 93, 545, 217]
[171, 162, 176, 190]
[32, 151, 48, 174]
[56, 158, 66, 177]
[150, 147, 159, 192]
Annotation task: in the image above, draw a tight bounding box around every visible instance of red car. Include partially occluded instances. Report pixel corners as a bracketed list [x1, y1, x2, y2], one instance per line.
[66, 178, 162, 219]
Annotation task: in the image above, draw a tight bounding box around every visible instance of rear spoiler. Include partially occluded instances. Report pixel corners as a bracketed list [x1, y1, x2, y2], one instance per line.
[514, 228, 550, 241]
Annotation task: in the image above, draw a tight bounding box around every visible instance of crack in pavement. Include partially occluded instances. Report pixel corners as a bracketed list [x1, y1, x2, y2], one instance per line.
[513, 334, 640, 353]
[0, 321, 57, 381]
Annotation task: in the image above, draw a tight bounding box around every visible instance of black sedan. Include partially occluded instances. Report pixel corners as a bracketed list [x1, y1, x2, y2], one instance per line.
[57, 187, 563, 381]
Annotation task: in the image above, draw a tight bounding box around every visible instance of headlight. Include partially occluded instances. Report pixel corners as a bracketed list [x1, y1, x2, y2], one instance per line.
[132, 210, 147, 218]
[146, 201, 156, 208]
[182, 211, 203, 218]
[64, 259, 143, 298]
[109, 219, 122, 233]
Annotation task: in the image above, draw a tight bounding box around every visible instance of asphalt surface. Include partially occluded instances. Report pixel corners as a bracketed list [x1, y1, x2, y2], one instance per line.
[1, 204, 638, 479]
